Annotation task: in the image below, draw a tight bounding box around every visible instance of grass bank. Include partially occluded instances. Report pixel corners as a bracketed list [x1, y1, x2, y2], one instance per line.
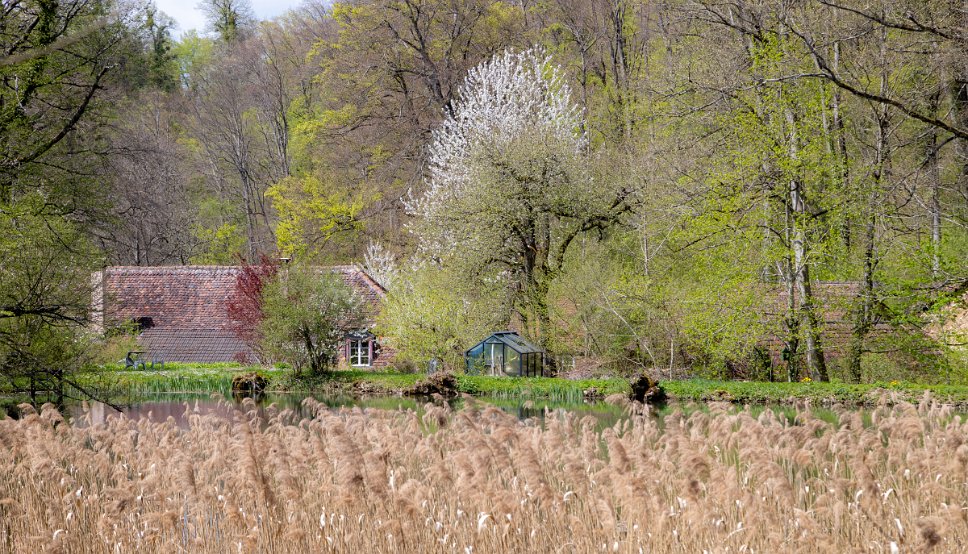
[661, 378, 968, 407]
[76, 364, 269, 398]
[75, 365, 968, 407]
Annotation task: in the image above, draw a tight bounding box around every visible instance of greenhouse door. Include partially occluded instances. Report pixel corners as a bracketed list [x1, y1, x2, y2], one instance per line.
[489, 343, 504, 376]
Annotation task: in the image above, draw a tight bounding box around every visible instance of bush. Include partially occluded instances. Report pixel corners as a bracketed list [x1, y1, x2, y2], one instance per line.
[259, 265, 363, 374]
[95, 325, 141, 366]
[378, 265, 498, 371]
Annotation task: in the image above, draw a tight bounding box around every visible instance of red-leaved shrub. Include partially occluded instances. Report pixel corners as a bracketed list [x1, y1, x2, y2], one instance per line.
[227, 255, 278, 363]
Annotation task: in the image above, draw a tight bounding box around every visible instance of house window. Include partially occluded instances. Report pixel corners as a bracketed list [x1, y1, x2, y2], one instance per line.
[349, 338, 371, 367]
[132, 316, 154, 332]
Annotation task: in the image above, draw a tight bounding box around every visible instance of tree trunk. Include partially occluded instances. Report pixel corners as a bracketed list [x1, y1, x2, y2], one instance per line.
[781, 256, 800, 382]
[785, 107, 829, 381]
[534, 289, 551, 352]
[953, 68, 968, 205]
[240, 170, 257, 261]
[847, 25, 892, 383]
[830, 41, 852, 251]
[846, 214, 876, 383]
[609, 0, 634, 143]
[925, 90, 942, 276]
[796, 265, 828, 381]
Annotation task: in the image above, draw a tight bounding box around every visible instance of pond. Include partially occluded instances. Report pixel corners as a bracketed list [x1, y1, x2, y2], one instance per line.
[53, 391, 854, 431]
[66, 392, 632, 429]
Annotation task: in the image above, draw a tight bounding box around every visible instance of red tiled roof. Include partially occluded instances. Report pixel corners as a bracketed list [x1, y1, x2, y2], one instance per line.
[759, 281, 896, 359]
[330, 265, 386, 320]
[139, 328, 253, 364]
[767, 281, 861, 324]
[103, 266, 241, 330]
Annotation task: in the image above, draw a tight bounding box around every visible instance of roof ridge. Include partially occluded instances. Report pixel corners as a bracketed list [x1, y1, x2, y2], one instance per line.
[351, 264, 388, 297]
[105, 264, 359, 271]
[106, 265, 243, 272]
[142, 327, 238, 331]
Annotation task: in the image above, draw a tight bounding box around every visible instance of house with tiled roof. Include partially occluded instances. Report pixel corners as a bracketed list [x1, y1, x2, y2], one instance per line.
[765, 281, 880, 343]
[90, 265, 395, 368]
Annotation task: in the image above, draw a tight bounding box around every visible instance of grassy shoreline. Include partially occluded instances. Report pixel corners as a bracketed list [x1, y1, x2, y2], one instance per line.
[660, 378, 968, 406]
[76, 366, 629, 402]
[67, 365, 968, 407]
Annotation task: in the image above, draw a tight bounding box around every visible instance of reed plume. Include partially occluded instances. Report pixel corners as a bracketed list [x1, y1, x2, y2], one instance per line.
[1, 398, 967, 552]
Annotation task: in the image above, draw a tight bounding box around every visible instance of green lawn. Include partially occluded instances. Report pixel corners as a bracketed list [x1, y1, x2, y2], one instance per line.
[265, 369, 629, 401]
[661, 378, 968, 406]
[76, 364, 269, 397]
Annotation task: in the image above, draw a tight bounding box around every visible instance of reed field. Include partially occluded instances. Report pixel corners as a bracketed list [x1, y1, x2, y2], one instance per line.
[1, 398, 967, 552]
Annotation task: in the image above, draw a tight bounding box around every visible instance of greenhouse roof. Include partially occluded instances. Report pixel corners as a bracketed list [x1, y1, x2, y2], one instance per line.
[472, 331, 543, 354]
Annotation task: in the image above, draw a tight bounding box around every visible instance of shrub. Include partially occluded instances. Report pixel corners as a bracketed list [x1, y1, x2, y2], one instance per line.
[226, 256, 278, 363]
[259, 264, 363, 374]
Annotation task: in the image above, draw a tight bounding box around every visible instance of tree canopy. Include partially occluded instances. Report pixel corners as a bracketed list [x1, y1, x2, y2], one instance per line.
[2, 0, 967, 386]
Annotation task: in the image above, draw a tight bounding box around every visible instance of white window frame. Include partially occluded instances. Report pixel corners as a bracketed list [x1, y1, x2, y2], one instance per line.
[349, 338, 371, 367]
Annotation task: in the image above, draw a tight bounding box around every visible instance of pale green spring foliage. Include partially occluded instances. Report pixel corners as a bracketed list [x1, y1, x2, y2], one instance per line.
[2, 397, 966, 552]
[377, 264, 501, 370]
[259, 266, 364, 373]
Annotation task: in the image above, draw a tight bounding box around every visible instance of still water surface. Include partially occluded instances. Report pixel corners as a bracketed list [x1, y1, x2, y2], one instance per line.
[69, 393, 628, 428]
[63, 391, 849, 430]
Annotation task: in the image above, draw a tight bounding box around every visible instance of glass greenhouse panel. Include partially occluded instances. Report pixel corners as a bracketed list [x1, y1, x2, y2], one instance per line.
[505, 349, 520, 376]
[466, 344, 484, 372]
[464, 332, 545, 378]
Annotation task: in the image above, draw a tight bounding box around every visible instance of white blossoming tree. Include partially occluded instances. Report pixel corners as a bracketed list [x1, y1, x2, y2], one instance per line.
[362, 241, 398, 290]
[408, 47, 635, 346]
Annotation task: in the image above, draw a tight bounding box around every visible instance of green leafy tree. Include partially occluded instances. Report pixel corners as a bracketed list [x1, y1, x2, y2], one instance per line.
[1, 0, 126, 207]
[378, 264, 502, 370]
[287, 0, 529, 252]
[259, 265, 363, 374]
[266, 174, 365, 259]
[142, 4, 179, 91]
[173, 30, 215, 89]
[0, 206, 102, 402]
[200, 0, 254, 43]
[0, 0, 133, 399]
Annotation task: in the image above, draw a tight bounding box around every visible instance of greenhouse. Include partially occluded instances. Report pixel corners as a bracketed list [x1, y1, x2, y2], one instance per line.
[465, 331, 544, 377]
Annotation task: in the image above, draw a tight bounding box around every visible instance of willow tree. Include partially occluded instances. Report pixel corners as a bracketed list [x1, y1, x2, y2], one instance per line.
[408, 48, 635, 347]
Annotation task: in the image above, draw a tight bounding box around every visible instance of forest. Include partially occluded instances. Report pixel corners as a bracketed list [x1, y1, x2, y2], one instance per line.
[1, 0, 966, 390]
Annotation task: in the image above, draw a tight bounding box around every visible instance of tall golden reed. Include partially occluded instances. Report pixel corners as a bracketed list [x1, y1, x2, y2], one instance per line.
[1, 395, 966, 552]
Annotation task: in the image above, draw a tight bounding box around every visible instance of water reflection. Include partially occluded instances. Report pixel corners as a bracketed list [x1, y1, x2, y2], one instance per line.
[65, 392, 633, 430]
[39, 391, 879, 432]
